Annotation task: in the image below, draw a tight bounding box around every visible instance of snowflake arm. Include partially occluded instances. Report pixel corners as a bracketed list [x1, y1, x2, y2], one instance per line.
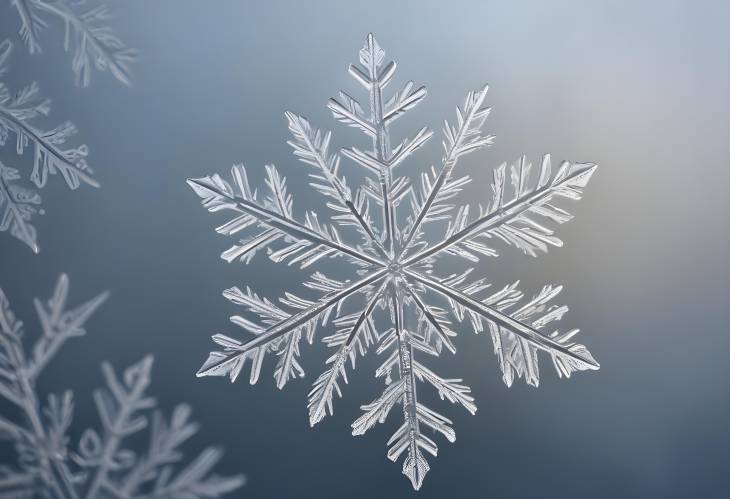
[285, 111, 388, 258]
[0, 39, 101, 251]
[405, 156, 597, 264]
[351, 34, 396, 254]
[392, 289, 444, 490]
[385, 290, 431, 491]
[337, 34, 433, 256]
[0, 41, 96, 190]
[402, 280, 457, 354]
[197, 269, 388, 384]
[188, 165, 383, 268]
[308, 276, 390, 426]
[353, 285, 470, 490]
[0, 109, 96, 189]
[405, 269, 599, 385]
[399, 85, 494, 255]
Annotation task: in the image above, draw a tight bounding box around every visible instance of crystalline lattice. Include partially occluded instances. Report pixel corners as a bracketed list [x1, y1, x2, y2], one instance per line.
[189, 33, 599, 490]
[0, 275, 244, 498]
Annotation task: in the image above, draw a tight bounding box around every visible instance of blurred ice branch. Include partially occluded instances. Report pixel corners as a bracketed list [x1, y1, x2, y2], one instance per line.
[0, 39, 95, 252]
[10, 0, 137, 87]
[0, 275, 245, 498]
[1, 0, 137, 251]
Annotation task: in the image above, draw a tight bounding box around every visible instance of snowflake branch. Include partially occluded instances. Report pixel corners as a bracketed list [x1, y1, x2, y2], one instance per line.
[33, 0, 136, 87]
[115, 406, 245, 499]
[0, 37, 95, 189]
[11, 0, 45, 54]
[412, 361, 476, 415]
[327, 92, 376, 136]
[188, 175, 382, 267]
[353, 33, 396, 256]
[197, 269, 388, 380]
[352, 282, 457, 491]
[83, 357, 155, 499]
[0, 280, 87, 499]
[0, 107, 97, 189]
[404, 159, 597, 265]
[0, 280, 240, 498]
[405, 269, 599, 370]
[28, 275, 109, 380]
[399, 85, 493, 256]
[383, 81, 427, 125]
[402, 281, 456, 354]
[132, 447, 244, 499]
[0, 161, 41, 253]
[0, 338, 79, 499]
[285, 111, 388, 258]
[388, 287, 429, 490]
[308, 277, 389, 426]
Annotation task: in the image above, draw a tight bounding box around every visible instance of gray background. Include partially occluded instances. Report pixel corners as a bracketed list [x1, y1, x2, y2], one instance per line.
[1, 1, 729, 498]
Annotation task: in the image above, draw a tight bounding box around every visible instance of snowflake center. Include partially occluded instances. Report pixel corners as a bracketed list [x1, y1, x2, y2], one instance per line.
[387, 261, 403, 274]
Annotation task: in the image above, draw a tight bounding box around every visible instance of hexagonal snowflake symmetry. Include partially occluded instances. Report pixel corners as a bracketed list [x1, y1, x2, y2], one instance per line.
[188, 33, 599, 490]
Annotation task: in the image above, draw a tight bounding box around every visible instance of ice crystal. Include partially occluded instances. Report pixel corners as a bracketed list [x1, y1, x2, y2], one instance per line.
[0, 39, 96, 253]
[189, 33, 600, 489]
[0, 275, 245, 498]
[9, 0, 136, 87]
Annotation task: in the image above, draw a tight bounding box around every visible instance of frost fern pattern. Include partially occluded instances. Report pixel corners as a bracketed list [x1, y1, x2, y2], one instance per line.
[189, 34, 599, 489]
[0, 275, 244, 498]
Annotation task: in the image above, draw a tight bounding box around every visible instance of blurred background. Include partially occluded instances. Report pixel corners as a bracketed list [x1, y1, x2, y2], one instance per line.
[1, 1, 729, 497]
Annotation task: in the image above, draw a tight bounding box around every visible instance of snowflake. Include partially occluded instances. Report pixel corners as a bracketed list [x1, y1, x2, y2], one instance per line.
[0, 39, 95, 253]
[189, 33, 600, 490]
[10, 0, 136, 87]
[0, 275, 245, 498]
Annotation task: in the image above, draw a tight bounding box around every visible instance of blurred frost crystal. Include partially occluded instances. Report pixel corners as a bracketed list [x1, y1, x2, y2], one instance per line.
[0, 40, 97, 253]
[1, 0, 136, 252]
[189, 33, 599, 489]
[10, 0, 136, 87]
[0, 275, 244, 498]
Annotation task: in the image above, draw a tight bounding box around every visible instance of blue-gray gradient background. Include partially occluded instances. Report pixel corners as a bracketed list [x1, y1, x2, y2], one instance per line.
[1, 1, 729, 498]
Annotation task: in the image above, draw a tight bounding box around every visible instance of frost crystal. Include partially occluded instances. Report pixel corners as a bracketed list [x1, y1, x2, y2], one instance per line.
[189, 34, 599, 489]
[0, 40, 96, 253]
[0, 275, 245, 498]
[10, 0, 136, 87]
